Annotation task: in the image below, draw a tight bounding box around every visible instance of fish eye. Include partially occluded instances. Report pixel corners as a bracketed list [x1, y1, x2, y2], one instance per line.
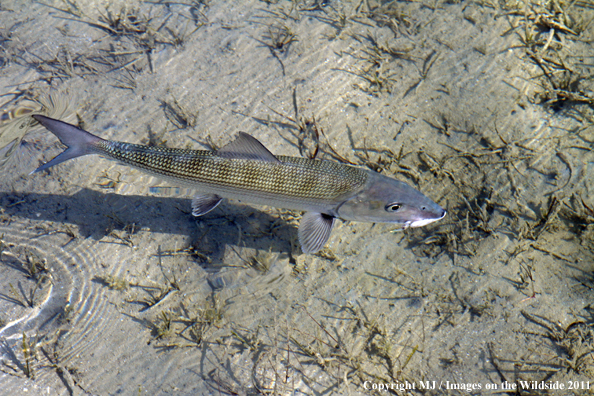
[385, 203, 401, 212]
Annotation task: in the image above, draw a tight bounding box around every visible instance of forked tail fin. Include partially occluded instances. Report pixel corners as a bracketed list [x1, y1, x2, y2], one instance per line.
[32, 115, 104, 173]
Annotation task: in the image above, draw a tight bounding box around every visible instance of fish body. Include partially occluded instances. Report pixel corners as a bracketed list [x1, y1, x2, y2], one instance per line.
[32, 115, 446, 253]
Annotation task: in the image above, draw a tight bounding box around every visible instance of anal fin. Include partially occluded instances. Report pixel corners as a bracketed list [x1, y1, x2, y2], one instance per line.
[192, 194, 222, 216]
[298, 212, 335, 254]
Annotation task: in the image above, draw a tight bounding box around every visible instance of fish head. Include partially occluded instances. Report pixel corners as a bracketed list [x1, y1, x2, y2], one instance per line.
[336, 171, 446, 228]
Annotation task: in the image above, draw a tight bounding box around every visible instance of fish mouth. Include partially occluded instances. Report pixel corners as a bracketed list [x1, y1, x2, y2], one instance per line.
[403, 209, 447, 229]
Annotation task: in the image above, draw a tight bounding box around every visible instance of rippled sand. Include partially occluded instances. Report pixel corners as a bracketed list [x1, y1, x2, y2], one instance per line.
[1, 0, 593, 395]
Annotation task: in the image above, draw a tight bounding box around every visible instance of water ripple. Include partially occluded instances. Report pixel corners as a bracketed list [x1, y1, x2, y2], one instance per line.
[0, 223, 116, 383]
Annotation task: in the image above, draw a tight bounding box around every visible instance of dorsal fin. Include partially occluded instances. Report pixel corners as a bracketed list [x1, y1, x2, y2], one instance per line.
[217, 132, 280, 163]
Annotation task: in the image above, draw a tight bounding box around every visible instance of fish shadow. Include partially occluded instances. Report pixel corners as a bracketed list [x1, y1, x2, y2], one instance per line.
[0, 188, 296, 258]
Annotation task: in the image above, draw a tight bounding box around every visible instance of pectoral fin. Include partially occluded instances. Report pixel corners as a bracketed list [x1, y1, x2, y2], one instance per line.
[298, 212, 335, 254]
[191, 194, 222, 216]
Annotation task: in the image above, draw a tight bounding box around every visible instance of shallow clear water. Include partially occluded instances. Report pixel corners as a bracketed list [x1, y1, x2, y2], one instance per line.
[1, 0, 593, 395]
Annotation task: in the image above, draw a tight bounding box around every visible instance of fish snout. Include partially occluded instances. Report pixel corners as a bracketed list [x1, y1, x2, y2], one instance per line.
[437, 208, 447, 219]
[407, 205, 446, 228]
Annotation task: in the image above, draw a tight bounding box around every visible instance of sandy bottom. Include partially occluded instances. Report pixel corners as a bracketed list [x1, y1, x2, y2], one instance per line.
[0, 0, 593, 395]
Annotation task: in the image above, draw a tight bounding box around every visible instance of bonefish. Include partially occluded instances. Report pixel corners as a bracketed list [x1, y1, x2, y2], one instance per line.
[32, 115, 446, 253]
